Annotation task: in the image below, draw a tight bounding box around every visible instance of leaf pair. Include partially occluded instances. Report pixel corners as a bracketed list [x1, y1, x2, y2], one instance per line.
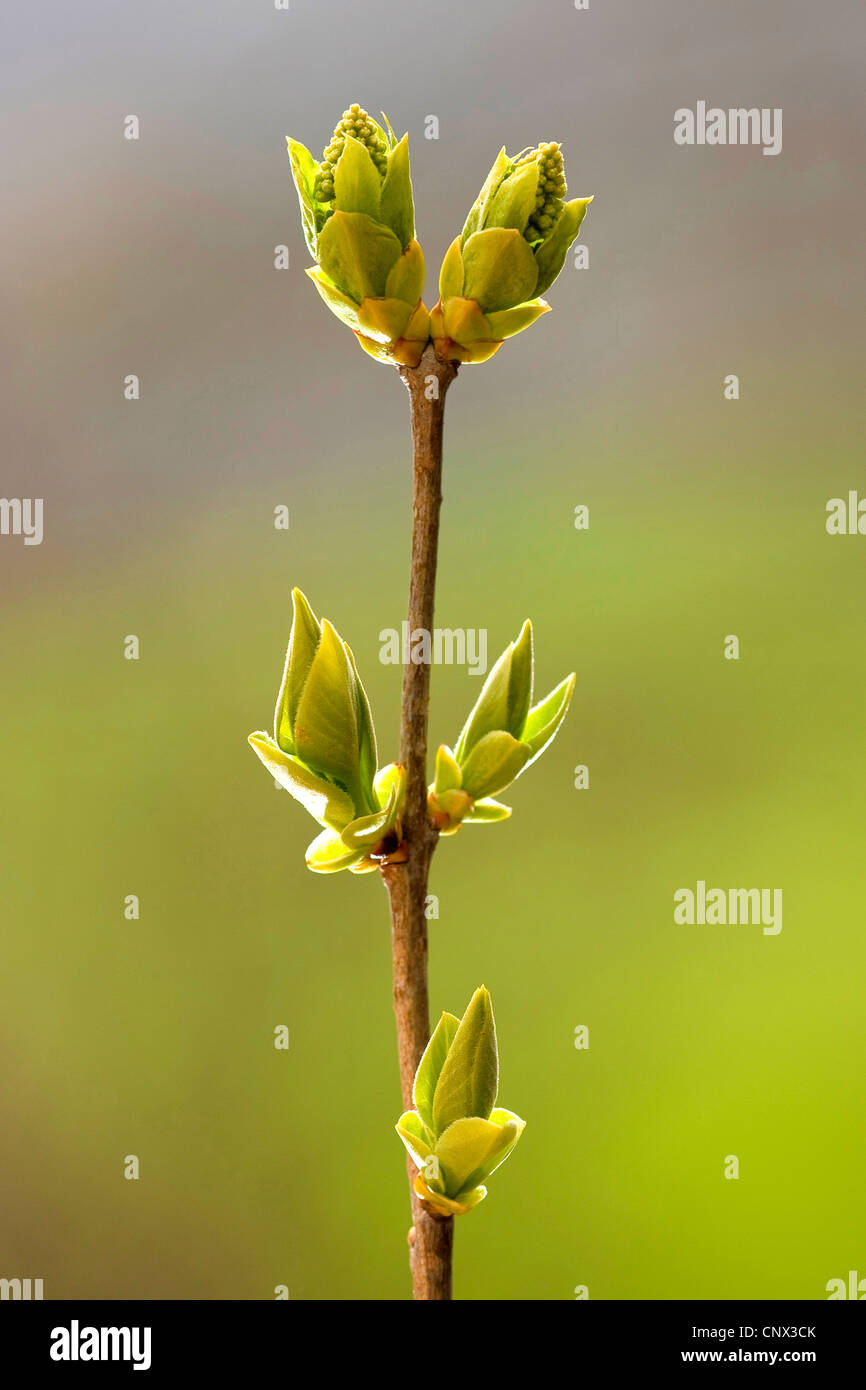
[249, 594, 576, 866]
[428, 620, 575, 834]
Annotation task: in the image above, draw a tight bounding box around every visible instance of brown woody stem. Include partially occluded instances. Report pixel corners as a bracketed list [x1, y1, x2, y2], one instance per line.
[380, 343, 459, 1300]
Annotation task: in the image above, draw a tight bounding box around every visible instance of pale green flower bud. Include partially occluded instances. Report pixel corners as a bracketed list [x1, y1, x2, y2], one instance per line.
[431, 142, 592, 363]
[286, 106, 430, 367]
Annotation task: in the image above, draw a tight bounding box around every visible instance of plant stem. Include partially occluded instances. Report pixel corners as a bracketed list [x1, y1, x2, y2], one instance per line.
[381, 342, 458, 1300]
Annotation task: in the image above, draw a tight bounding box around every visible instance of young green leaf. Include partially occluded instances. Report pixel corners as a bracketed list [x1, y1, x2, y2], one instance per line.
[291, 620, 362, 792]
[395, 1110, 434, 1168]
[485, 299, 551, 340]
[373, 762, 406, 812]
[357, 297, 419, 345]
[305, 268, 363, 330]
[333, 135, 382, 221]
[432, 986, 499, 1134]
[434, 1114, 523, 1196]
[534, 196, 592, 297]
[383, 240, 425, 309]
[507, 619, 534, 731]
[317, 210, 402, 304]
[339, 784, 399, 849]
[521, 672, 576, 765]
[285, 138, 322, 258]
[433, 744, 462, 795]
[453, 622, 533, 762]
[413, 1011, 461, 1132]
[486, 159, 539, 233]
[464, 797, 512, 823]
[344, 640, 378, 809]
[248, 733, 355, 831]
[379, 133, 415, 249]
[275, 587, 321, 755]
[304, 827, 365, 874]
[459, 730, 530, 800]
[438, 236, 465, 301]
[461, 146, 510, 242]
[461, 227, 539, 315]
[454, 645, 515, 762]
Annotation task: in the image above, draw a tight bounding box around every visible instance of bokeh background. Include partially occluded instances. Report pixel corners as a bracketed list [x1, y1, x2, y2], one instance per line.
[2, 0, 863, 1300]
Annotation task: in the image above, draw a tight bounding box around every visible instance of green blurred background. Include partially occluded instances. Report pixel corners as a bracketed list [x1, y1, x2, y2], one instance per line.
[2, 1, 863, 1299]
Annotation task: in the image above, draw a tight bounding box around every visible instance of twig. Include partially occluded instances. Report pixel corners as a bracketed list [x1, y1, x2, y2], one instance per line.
[381, 342, 458, 1300]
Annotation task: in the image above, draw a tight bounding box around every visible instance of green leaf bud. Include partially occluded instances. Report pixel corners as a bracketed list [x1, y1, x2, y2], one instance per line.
[250, 589, 404, 874]
[396, 988, 524, 1216]
[432, 620, 576, 820]
[427, 787, 473, 835]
